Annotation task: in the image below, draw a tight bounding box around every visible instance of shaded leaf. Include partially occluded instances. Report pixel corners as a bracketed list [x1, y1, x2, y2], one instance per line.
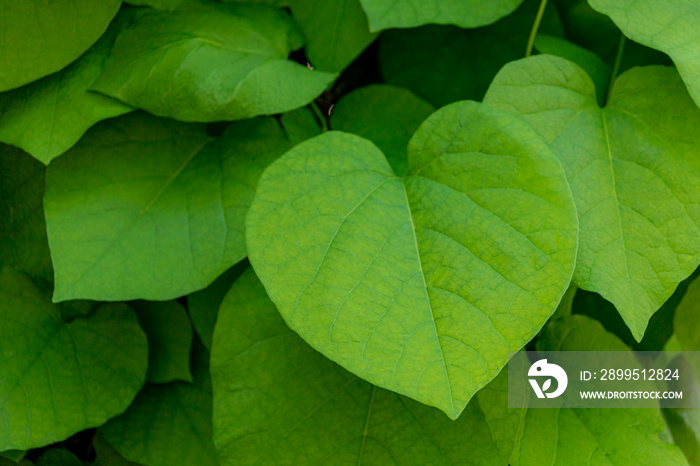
[330, 84, 434, 176]
[512, 314, 687, 465]
[246, 101, 578, 418]
[358, 0, 525, 31]
[211, 268, 525, 465]
[127, 0, 183, 9]
[92, 1, 335, 122]
[132, 301, 193, 384]
[0, 0, 121, 92]
[279, 106, 324, 146]
[378, 0, 562, 106]
[288, 0, 378, 72]
[484, 55, 700, 340]
[35, 449, 82, 466]
[0, 268, 147, 451]
[45, 113, 291, 302]
[100, 342, 217, 466]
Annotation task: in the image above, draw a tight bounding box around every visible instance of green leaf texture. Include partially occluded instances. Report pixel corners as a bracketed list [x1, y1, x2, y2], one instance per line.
[330, 84, 434, 176]
[0, 0, 121, 92]
[358, 0, 525, 31]
[132, 301, 193, 384]
[288, 0, 377, 72]
[100, 343, 217, 466]
[0, 268, 147, 451]
[588, 0, 700, 108]
[484, 55, 700, 340]
[246, 101, 578, 418]
[91, 1, 335, 122]
[211, 268, 526, 465]
[45, 113, 291, 302]
[511, 314, 688, 465]
[0, 13, 133, 165]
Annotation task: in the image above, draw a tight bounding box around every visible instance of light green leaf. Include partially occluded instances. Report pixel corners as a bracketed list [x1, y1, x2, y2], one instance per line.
[675, 276, 700, 353]
[0, 13, 133, 165]
[358, 0, 525, 31]
[100, 342, 217, 466]
[662, 355, 700, 466]
[211, 268, 525, 465]
[379, 0, 563, 107]
[0, 145, 52, 283]
[127, 0, 182, 9]
[0, 0, 121, 92]
[132, 301, 193, 384]
[588, 0, 700, 108]
[0, 267, 147, 451]
[512, 314, 688, 465]
[534, 34, 610, 105]
[484, 55, 700, 340]
[45, 113, 291, 302]
[330, 84, 434, 176]
[187, 261, 248, 352]
[91, 1, 335, 122]
[288, 0, 377, 72]
[246, 101, 578, 418]
[279, 106, 323, 146]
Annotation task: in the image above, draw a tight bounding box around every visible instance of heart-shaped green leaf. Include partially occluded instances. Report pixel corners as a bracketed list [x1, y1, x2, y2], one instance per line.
[45, 113, 291, 302]
[358, 0, 525, 31]
[0, 267, 147, 451]
[91, 1, 335, 122]
[211, 268, 525, 465]
[484, 55, 700, 340]
[0, 0, 121, 92]
[246, 101, 578, 418]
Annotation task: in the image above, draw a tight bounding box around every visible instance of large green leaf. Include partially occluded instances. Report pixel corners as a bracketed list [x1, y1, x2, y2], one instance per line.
[211, 268, 526, 465]
[288, 0, 377, 72]
[246, 101, 578, 418]
[0, 0, 121, 92]
[0, 13, 133, 165]
[511, 314, 688, 465]
[91, 1, 335, 122]
[132, 301, 193, 384]
[588, 0, 700, 108]
[100, 342, 217, 466]
[378, 0, 563, 107]
[0, 146, 52, 283]
[330, 84, 434, 176]
[358, 0, 525, 31]
[45, 113, 291, 302]
[484, 55, 700, 340]
[0, 267, 147, 451]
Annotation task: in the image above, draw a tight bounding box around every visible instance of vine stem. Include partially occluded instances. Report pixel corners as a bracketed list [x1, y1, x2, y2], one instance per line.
[525, 0, 548, 57]
[605, 33, 627, 105]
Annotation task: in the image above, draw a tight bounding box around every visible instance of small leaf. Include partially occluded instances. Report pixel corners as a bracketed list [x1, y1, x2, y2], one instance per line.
[541, 378, 552, 392]
[330, 84, 434, 176]
[132, 301, 194, 384]
[358, 0, 525, 31]
[246, 101, 578, 418]
[288, 0, 378, 72]
[0, 12, 133, 165]
[512, 315, 688, 465]
[211, 268, 525, 465]
[588, 0, 700, 108]
[379, 0, 563, 107]
[45, 113, 292, 302]
[279, 106, 324, 146]
[0, 0, 121, 92]
[100, 343, 217, 466]
[91, 1, 335, 122]
[484, 55, 700, 340]
[35, 449, 82, 466]
[0, 267, 147, 451]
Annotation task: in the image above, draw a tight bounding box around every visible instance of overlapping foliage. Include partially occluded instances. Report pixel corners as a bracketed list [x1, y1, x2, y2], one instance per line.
[1, 0, 699, 464]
